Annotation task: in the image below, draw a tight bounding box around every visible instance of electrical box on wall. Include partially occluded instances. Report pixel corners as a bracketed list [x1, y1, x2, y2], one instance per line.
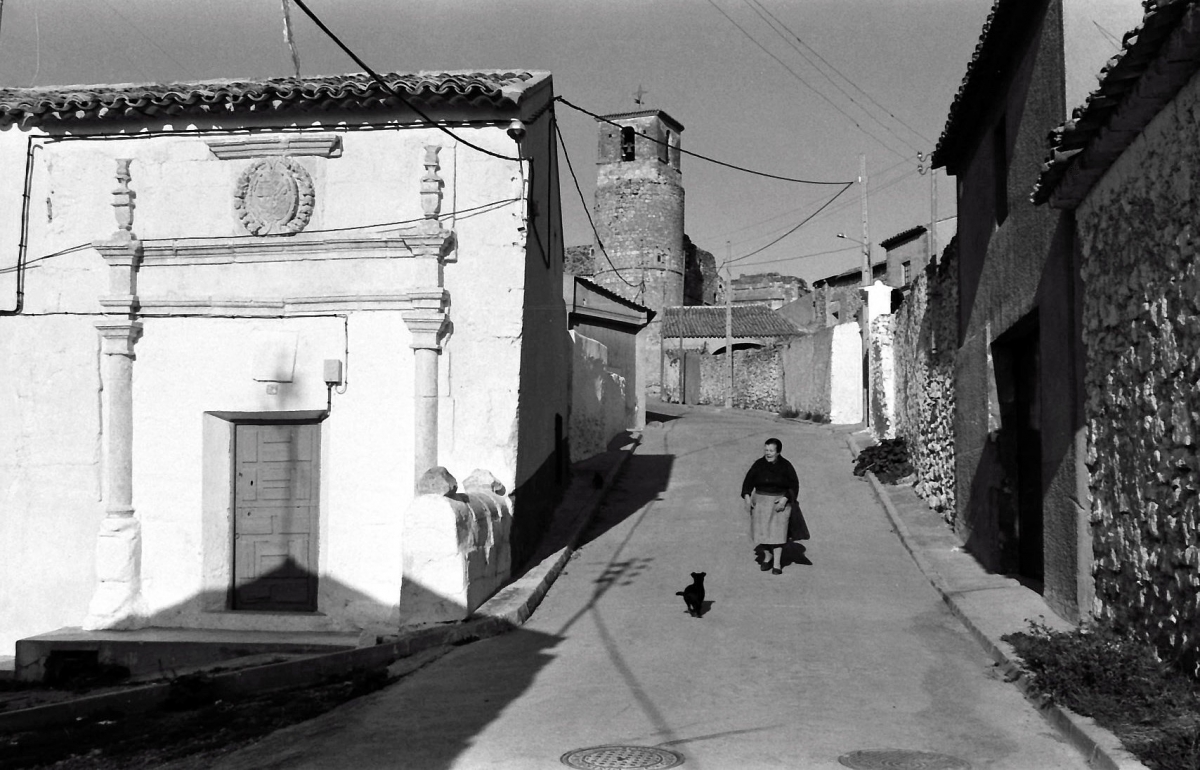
[323, 359, 343, 386]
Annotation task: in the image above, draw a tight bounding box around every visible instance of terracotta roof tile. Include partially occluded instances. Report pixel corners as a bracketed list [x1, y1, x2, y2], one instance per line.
[1033, 0, 1200, 207]
[932, 0, 1024, 170]
[0, 70, 550, 127]
[661, 305, 800, 339]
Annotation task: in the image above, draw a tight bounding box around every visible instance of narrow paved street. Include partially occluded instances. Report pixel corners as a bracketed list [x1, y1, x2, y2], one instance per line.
[208, 405, 1085, 769]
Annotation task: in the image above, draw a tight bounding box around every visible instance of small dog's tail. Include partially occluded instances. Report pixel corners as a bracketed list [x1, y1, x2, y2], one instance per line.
[675, 591, 685, 596]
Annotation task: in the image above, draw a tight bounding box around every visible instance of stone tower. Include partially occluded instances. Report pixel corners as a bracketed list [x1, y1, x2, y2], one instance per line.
[592, 110, 685, 398]
[592, 110, 685, 311]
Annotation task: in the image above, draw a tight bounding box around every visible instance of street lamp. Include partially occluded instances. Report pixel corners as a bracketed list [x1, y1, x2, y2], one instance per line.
[836, 233, 871, 287]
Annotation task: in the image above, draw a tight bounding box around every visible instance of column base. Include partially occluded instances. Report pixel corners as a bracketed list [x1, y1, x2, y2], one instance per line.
[82, 514, 148, 631]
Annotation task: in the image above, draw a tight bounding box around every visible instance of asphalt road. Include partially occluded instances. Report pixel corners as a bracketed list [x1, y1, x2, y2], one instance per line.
[206, 405, 1087, 769]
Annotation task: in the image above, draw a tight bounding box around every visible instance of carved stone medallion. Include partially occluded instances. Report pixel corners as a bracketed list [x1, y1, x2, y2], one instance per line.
[234, 157, 314, 235]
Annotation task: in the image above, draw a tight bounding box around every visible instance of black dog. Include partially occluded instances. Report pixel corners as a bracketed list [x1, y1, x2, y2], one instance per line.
[676, 572, 706, 618]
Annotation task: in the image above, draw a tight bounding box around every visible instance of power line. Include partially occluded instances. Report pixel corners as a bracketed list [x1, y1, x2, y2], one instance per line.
[725, 181, 853, 266]
[555, 96, 851, 185]
[0, 197, 523, 276]
[552, 110, 641, 290]
[288, 0, 521, 163]
[747, 0, 932, 149]
[734, 244, 858, 269]
[96, 0, 193, 78]
[704, 0, 913, 163]
[720, 155, 918, 246]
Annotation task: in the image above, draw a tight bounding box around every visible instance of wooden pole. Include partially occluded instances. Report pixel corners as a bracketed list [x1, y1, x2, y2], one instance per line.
[725, 241, 733, 408]
[282, 0, 302, 77]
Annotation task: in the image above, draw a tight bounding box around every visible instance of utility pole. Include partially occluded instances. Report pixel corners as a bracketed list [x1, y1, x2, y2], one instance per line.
[859, 154, 870, 287]
[725, 241, 733, 409]
[929, 167, 939, 266]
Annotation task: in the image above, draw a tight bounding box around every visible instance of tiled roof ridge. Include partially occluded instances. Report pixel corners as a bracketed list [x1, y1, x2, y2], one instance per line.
[879, 224, 928, 250]
[662, 304, 801, 339]
[572, 275, 653, 314]
[0, 69, 550, 127]
[1032, 0, 1200, 207]
[932, 0, 1022, 170]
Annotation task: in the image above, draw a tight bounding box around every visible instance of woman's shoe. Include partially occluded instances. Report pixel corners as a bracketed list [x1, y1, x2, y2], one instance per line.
[771, 567, 782, 575]
[760, 562, 773, 571]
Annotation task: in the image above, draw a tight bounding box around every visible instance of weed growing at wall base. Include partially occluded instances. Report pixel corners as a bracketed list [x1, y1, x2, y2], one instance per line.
[1003, 619, 1200, 770]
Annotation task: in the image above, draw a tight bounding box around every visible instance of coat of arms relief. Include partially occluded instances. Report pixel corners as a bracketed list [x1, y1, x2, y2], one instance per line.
[233, 156, 315, 236]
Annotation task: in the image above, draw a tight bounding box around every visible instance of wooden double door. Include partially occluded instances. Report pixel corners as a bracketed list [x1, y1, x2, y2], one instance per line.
[233, 422, 320, 611]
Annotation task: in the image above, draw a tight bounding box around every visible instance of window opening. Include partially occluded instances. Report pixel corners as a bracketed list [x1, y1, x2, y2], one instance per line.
[621, 126, 635, 161]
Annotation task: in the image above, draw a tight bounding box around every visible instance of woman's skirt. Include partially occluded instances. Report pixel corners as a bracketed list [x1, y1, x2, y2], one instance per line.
[749, 491, 790, 546]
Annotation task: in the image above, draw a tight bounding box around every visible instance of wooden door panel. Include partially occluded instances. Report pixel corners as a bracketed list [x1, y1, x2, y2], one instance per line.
[233, 423, 319, 611]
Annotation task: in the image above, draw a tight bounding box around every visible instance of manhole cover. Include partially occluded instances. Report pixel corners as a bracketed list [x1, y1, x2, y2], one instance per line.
[838, 749, 971, 769]
[560, 744, 685, 769]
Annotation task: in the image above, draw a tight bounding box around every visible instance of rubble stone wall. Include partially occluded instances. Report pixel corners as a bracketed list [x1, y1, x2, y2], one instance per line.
[1075, 69, 1200, 673]
[890, 243, 959, 520]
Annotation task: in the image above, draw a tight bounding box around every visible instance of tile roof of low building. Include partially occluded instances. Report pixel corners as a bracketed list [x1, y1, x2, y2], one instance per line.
[1033, 0, 1200, 207]
[879, 225, 927, 251]
[932, 0, 1027, 171]
[0, 70, 551, 128]
[661, 305, 801, 339]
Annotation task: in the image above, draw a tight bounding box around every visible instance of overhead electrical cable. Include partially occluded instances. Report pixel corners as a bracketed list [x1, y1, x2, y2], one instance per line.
[555, 96, 851, 185]
[719, 155, 918, 245]
[97, 0, 193, 79]
[288, 0, 522, 162]
[725, 181, 853, 265]
[703, 0, 913, 163]
[0, 197, 523, 276]
[552, 111, 641, 290]
[736, 244, 859, 269]
[747, 0, 932, 149]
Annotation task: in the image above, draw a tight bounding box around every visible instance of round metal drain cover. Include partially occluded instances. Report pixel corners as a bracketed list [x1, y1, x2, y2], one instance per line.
[838, 749, 971, 769]
[560, 744, 685, 769]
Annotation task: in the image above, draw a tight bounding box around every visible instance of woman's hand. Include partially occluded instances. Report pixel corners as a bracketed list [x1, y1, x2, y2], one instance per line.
[743, 495, 752, 512]
[772, 497, 787, 512]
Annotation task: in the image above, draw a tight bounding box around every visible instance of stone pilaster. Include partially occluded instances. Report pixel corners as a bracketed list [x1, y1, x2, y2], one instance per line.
[402, 289, 449, 489]
[84, 159, 148, 630]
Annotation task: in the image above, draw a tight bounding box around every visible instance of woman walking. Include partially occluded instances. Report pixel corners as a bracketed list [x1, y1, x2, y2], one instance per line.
[741, 437, 799, 575]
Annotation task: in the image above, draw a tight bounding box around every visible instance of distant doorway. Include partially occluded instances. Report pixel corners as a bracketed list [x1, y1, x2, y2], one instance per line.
[993, 317, 1043, 587]
[232, 422, 320, 611]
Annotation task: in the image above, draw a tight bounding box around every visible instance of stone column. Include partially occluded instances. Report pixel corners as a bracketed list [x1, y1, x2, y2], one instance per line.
[84, 159, 147, 630]
[403, 290, 448, 490]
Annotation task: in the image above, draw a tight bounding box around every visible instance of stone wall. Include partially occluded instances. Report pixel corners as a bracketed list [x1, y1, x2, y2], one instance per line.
[781, 329, 832, 418]
[869, 315, 896, 439]
[400, 469, 512, 626]
[1076, 67, 1200, 672]
[568, 332, 629, 462]
[663, 345, 784, 411]
[890, 241, 959, 520]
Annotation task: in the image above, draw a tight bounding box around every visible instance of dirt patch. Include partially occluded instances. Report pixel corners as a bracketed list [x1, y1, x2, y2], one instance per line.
[0, 667, 392, 769]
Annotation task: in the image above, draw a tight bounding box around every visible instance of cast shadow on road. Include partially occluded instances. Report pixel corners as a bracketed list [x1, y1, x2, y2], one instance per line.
[577, 453, 675, 548]
[754, 542, 813, 568]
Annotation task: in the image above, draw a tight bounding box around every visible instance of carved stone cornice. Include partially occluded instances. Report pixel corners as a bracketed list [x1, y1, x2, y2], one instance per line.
[402, 289, 449, 350]
[138, 228, 454, 266]
[206, 135, 343, 160]
[95, 322, 143, 357]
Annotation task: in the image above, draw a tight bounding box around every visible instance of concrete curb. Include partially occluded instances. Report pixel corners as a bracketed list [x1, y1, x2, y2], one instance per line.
[0, 439, 640, 736]
[846, 433, 1149, 770]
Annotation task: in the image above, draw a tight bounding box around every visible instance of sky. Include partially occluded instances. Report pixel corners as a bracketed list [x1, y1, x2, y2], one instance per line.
[0, 0, 1013, 285]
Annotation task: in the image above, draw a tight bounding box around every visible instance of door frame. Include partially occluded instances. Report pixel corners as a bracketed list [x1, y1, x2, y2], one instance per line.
[201, 410, 327, 614]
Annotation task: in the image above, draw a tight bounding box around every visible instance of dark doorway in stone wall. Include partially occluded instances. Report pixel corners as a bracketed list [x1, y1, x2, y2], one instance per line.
[992, 313, 1044, 589]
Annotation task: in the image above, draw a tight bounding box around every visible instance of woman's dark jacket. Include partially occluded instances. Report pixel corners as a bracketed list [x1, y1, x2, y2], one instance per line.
[741, 456, 799, 501]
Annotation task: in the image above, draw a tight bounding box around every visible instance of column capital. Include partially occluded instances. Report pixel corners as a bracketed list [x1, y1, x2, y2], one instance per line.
[402, 310, 448, 350]
[95, 321, 143, 357]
